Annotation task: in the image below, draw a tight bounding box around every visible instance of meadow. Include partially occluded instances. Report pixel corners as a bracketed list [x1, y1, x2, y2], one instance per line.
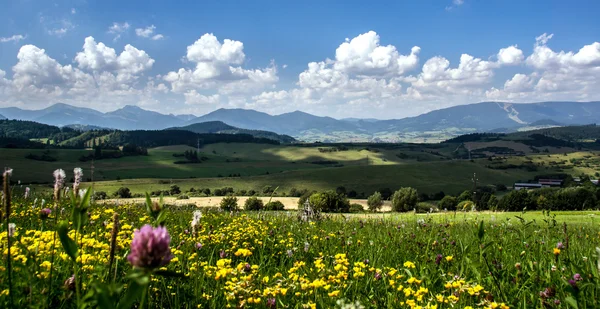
[2, 163, 600, 309]
[4, 142, 591, 197]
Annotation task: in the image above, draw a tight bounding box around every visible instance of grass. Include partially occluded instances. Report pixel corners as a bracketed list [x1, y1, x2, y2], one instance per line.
[2, 191, 599, 308]
[3, 144, 598, 197]
[86, 160, 539, 196]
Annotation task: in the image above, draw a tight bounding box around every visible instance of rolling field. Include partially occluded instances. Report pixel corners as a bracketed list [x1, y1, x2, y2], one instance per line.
[87, 160, 538, 196]
[3, 143, 598, 197]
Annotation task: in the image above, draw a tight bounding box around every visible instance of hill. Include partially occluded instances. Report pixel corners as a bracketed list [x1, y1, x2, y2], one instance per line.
[0, 114, 5, 120]
[170, 121, 296, 143]
[2, 101, 600, 142]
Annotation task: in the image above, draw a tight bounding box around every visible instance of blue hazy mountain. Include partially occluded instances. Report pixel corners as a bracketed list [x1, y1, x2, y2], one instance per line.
[2, 101, 600, 141]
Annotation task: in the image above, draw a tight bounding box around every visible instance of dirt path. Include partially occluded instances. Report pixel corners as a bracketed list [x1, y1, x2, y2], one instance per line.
[102, 196, 393, 211]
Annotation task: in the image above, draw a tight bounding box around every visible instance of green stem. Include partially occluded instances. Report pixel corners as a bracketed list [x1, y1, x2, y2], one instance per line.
[139, 283, 149, 309]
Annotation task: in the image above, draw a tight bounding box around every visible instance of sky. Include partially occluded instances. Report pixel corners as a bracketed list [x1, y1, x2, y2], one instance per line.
[0, 0, 599, 119]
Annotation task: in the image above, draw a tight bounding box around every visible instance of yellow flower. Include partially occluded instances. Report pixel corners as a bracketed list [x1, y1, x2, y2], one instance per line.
[445, 256, 453, 262]
[403, 261, 416, 269]
[553, 248, 561, 255]
[328, 290, 340, 297]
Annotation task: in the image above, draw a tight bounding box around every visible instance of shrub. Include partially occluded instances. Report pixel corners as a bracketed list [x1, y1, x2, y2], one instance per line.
[265, 200, 285, 211]
[349, 203, 364, 213]
[347, 190, 357, 198]
[115, 187, 131, 198]
[214, 189, 223, 196]
[220, 196, 238, 211]
[497, 190, 535, 211]
[93, 191, 108, 200]
[367, 192, 384, 212]
[262, 186, 274, 194]
[416, 202, 438, 213]
[202, 188, 211, 196]
[457, 200, 475, 211]
[457, 190, 473, 202]
[552, 187, 597, 210]
[438, 195, 457, 211]
[309, 191, 350, 213]
[244, 196, 264, 211]
[391, 187, 418, 212]
[170, 185, 181, 195]
[177, 195, 189, 200]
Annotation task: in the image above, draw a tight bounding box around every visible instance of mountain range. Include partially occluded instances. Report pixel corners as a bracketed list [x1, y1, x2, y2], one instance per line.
[2, 101, 599, 142]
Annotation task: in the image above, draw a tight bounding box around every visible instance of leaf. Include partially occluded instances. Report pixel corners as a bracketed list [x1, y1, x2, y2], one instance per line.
[154, 270, 186, 278]
[477, 220, 485, 241]
[79, 186, 92, 209]
[58, 221, 78, 261]
[565, 296, 578, 309]
[156, 210, 167, 226]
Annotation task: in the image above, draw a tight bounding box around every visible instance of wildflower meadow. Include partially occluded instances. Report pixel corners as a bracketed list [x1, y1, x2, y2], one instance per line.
[1, 168, 600, 308]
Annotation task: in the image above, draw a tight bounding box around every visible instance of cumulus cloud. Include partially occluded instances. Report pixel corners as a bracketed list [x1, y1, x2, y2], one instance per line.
[487, 33, 600, 102]
[1, 35, 26, 43]
[333, 31, 420, 76]
[74, 36, 154, 76]
[0, 37, 160, 111]
[135, 25, 164, 40]
[11, 45, 94, 96]
[497, 45, 524, 65]
[164, 33, 277, 94]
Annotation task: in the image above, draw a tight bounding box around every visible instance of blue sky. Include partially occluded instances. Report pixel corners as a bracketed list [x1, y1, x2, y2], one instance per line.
[0, 0, 599, 119]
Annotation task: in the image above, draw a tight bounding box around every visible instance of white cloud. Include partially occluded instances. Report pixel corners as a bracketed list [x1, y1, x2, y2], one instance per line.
[74, 36, 154, 76]
[136, 25, 164, 40]
[164, 33, 277, 94]
[0, 35, 26, 43]
[109, 22, 130, 33]
[11, 45, 94, 96]
[497, 45, 524, 65]
[487, 34, 600, 102]
[108, 22, 130, 41]
[184, 90, 220, 105]
[333, 31, 420, 76]
[135, 25, 154, 37]
[46, 19, 74, 37]
[71, 8, 76, 14]
[0, 38, 160, 111]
